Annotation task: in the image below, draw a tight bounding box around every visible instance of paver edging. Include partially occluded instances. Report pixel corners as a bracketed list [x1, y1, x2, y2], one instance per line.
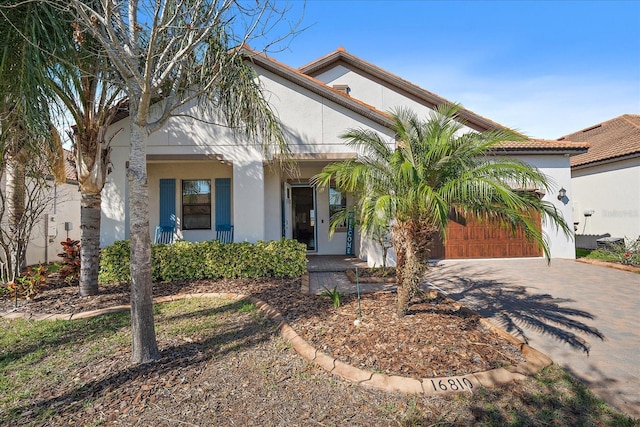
[575, 258, 640, 273]
[1, 290, 552, 396]
[300, 272, 310, 294]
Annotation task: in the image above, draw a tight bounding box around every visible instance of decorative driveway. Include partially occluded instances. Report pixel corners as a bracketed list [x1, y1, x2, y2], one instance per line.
[423, 258, 639, 417]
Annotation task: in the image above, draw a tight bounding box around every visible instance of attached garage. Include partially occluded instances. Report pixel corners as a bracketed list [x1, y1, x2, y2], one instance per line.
[431, 214, 542, 259]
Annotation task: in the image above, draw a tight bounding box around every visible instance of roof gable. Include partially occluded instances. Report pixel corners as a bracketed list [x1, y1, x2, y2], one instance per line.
[558, 114, 640, 167]
[244, 48, 393, 129]
[299, 48, 512, 134]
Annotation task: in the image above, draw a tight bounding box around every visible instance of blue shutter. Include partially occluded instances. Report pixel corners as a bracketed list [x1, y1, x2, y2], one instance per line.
[159, 179, 176, 227]
[215, 178, 231, 227]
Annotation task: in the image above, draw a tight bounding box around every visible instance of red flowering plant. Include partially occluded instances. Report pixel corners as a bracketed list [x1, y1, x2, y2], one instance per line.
[58, 238, 81, 284]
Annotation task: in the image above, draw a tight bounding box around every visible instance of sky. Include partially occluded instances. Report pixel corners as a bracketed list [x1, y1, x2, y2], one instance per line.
[261, 0, 640, 140]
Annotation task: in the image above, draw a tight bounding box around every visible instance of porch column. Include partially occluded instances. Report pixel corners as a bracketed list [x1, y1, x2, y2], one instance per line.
[232, 159, 265, 242]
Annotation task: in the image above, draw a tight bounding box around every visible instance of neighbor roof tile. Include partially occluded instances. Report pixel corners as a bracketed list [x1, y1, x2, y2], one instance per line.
[558, 114, 640, 167]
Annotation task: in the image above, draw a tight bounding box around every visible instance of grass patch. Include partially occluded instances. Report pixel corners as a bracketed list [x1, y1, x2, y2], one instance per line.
[576, 248, 593, 258]
[0, 297, 262, 425]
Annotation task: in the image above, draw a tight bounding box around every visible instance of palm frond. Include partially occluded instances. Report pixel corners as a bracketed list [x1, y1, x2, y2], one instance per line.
[314, 104, 569, 261]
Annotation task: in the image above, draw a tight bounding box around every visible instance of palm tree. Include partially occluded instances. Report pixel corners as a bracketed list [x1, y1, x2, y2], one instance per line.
[48, 20, 124, 296]
[2, 1, 122, 295]
[313, 104, 571, 317]
[0, 1, 69, 281]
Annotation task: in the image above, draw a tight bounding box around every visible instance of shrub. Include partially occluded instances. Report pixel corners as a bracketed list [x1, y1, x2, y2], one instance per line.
[57, 238, 81, 284]
[99, 238, 307, 284]
[6, 265, 49, 300]
[98, 240, 131, 284]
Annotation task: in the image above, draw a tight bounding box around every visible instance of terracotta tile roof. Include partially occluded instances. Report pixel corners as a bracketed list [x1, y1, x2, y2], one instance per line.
[64, 149, 78, 182]
[493, 139, 589, 153]
[299, 47, 520, 135]
[558, 114, 640, 167]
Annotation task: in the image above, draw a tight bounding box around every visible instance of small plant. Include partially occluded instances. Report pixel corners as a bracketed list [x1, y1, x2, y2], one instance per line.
[58, 238, 81, 283]
[320, 285, 343, 308]
[6, 265, 49, 301]
[238, 301, 256, 313]
[590, 236, 640, 266]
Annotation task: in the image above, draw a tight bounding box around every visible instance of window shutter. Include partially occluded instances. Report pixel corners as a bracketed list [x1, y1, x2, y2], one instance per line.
[159, 179, 176, 227]
[215, 178, 231, 227]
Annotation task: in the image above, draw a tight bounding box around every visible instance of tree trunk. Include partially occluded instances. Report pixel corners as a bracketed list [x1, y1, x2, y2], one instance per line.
[79, 191, 101, 296]
[128, 120, 160, 364]
[76, 134, 112, 297]
[392, 220, 436, 317]
[6, 153, 26, 279]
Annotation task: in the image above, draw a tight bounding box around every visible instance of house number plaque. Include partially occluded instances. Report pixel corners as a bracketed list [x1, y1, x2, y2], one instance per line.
[429, 377, 474, 392]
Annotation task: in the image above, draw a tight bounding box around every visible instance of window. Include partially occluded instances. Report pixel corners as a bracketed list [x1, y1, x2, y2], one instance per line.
[182, 179, 211, 230]
[329, 185, 347, 229]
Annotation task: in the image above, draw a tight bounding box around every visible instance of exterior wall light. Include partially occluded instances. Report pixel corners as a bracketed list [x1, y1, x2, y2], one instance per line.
[557, 187, 566, 200]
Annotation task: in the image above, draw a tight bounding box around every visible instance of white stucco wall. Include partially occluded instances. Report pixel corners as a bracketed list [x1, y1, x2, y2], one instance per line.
[571, 158, 640, 239]
[312, 65, 476, 133]
[515, 154, 576, 259]
[25, 182, 81, 266]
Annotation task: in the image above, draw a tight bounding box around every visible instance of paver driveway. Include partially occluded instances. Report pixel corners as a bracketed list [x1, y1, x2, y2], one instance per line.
[423, 258, 639, 417]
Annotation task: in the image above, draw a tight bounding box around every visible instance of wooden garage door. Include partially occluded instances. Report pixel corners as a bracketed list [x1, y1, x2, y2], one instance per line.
[430, 214, 542, 259]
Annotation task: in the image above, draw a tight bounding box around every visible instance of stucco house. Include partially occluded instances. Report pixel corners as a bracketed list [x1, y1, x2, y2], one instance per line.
[559, 114, 640, 248]
[101, 48, 587, 263]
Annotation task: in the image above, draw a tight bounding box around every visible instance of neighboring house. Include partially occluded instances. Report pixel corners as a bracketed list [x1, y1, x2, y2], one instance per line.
[559, 114, 640, 247]
[25, 149, 82, 266]
[101, 48, 587, 263]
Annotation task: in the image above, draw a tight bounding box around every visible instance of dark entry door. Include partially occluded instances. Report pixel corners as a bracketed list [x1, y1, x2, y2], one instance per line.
[291, 186, 316, 251]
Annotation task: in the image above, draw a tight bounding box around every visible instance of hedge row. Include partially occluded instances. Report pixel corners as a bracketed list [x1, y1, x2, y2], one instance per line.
[99, 239, 307, 284]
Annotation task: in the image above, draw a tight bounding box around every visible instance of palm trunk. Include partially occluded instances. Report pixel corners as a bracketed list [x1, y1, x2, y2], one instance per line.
[6, 154, 26, 279]
[129, 119, 160, 364]
[392, 220, 436, 317]
[76, 133, 112, 297]
[79, 191, 101, 296]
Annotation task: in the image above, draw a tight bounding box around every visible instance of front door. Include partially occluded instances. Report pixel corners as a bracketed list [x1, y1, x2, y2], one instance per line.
[288, 185, 317, 251]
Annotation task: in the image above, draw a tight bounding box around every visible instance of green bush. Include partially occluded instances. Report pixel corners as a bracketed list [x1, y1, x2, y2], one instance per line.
[98, 240, 133, 284]
[99, 238, 307, 284]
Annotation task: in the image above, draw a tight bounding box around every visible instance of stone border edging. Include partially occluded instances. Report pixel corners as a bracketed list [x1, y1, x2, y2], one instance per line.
[1, 286, 552, 396]
[576, 258, 640, 273]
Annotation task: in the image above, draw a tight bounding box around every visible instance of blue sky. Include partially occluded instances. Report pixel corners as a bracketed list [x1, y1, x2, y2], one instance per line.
[264, 0, 639, 139]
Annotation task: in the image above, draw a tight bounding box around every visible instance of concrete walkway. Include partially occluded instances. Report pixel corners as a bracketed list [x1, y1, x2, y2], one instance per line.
[423, 259, 639, 417]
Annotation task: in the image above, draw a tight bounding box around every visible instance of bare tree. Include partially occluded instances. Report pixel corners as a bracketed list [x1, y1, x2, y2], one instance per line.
[66, 0, 300, 363]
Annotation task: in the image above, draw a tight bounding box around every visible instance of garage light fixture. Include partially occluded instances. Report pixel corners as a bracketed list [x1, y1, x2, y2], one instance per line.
[557, 187, 566, 200]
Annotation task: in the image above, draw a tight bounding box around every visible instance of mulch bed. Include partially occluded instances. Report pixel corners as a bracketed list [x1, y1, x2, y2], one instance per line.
[344, 267, 396, 283]
[1, 276, 524, 380]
